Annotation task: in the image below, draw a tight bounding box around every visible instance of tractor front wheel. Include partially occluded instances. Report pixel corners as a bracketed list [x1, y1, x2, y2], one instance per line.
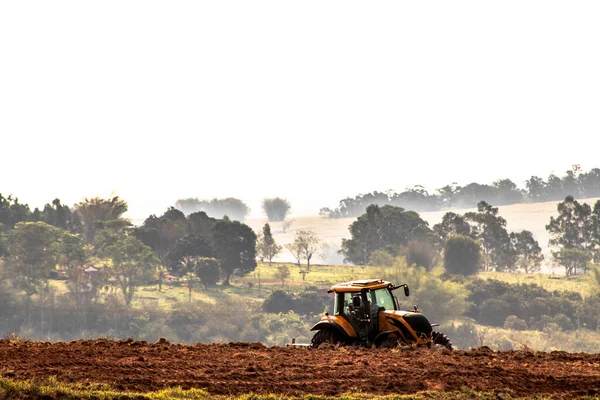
[310, 329, 344, 348]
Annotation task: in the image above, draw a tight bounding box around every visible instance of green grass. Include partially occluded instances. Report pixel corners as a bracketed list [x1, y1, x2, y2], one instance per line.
[478, 271, 593, 296]
[0, 376, 581, 399]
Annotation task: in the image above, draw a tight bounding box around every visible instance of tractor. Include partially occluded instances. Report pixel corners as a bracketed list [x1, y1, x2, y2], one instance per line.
[310, 279, 453, 349]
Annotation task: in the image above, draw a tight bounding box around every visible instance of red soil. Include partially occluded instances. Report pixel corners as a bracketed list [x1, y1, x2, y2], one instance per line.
[0, 339, 599, 397]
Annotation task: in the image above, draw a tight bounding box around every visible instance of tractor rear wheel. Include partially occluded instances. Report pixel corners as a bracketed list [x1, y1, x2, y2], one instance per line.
[432, 331, 453, 350]
[310, 329, 344, 348]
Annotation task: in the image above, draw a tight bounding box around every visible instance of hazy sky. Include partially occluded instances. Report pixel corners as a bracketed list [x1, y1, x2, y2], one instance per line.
[2, 1, 599, 219]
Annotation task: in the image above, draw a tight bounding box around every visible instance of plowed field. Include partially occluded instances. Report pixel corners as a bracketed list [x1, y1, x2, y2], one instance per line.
[1, 339, 599, 398]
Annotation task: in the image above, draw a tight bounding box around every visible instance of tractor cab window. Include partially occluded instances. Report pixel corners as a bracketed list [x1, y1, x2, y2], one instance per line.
[371, 288, 395, 311]
[336, 292, 372, 315]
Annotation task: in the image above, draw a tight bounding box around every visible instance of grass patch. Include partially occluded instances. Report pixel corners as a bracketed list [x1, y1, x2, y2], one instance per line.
[478, 271, 592, 296]
[0, 376, 568, 399]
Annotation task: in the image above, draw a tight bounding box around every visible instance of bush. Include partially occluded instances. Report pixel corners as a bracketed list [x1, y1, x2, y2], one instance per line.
[504, 315, 528, 331]
[478, 298, 511, 326]
[368, 249, 395, 266]
[262, 198, 291, 222]
[403, 240, 438, 270]
[444, 235, 481, 275]
[194, 257, 220, 287]
[381, 260, 469, 323]
[263, 290, 294, 313]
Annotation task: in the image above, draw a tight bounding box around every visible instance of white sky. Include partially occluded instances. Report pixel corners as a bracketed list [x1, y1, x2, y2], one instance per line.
[1, 1, 599, 219]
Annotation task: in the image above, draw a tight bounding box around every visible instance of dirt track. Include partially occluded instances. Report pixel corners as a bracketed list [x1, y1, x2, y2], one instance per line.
[1, 339, 599, 397]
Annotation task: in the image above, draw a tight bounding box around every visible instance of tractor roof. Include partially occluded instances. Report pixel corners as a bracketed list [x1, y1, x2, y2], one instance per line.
[329, 279, 391, 293]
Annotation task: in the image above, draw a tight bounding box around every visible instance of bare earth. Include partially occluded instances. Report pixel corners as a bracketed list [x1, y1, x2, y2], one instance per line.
[1, 339, 599, 398]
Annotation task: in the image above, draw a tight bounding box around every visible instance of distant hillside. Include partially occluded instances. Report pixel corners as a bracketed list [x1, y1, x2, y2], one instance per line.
[246, 198, 600, 272]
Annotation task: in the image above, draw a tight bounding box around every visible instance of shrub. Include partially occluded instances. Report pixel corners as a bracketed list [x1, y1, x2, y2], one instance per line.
[403, 240, 438, 270]
[504, 315, 528, 331]
[381, 259, 469, 323]
[444, 235, 481, 275]
[263, 290, 294, 313]
[368, 249, 395, 266]
[478, 298, 511, 326]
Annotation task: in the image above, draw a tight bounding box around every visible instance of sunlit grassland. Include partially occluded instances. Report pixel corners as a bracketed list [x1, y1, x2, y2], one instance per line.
[478, 271, 593, 296]
[0, 376, 559, 400]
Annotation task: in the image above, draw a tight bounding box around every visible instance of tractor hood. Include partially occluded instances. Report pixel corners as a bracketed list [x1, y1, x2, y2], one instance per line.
[383, 310, 433, 338]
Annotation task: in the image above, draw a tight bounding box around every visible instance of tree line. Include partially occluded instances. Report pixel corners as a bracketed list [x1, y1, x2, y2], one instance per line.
[321, 165, 600, 218]
[174, 197, 291, 222]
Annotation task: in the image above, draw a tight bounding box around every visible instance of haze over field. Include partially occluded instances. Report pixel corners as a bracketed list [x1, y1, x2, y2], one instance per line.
[2, 1, 600, 220]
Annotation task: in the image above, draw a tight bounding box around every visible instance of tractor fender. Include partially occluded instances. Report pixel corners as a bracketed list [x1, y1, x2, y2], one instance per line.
[310, 321, 353, 342]
[373, 330, 404, 347]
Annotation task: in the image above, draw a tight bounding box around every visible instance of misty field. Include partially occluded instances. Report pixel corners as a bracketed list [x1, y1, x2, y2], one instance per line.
[246, 197, 600, 272]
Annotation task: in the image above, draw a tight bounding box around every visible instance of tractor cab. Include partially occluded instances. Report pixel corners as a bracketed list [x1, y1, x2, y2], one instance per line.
[329, 279, 409, 343]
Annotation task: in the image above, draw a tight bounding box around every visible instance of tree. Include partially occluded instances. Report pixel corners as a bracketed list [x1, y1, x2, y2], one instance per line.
[274, 264, 291, 287]
[135, 207, 188, 268]
[526, 176, 547, 202]
[443, 235, 481, 275]
[262, 198, 291, 222]
[100, 234, 158, 306]
[211, 217, 257, 285]
[292, 230, 322, 270]
[35, 198, 81, 233]
[282, 219, 294, 233]
[194, 257, 220, 288]
[256, 224, 281, 265]
[183, 272, 198, 302]
[6, 222, 61, 322]
[74, 196, 128, 244]
[510, 230, 544, 273]
[165, 234, 213, 275]
[552, 248, 591, 276]
[285, 242, 304, 267]
[53, 230, 89, 302]
[433, 212, 473, 242]
[340, 204, 433, 265]
[0, 194, 31, 231]
[175, 197, 249, 220]
[464, 201, 515, 271]
[546, 196, 593, 253]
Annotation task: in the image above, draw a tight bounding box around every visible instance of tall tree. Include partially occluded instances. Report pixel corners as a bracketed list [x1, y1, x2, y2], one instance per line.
[256, 224, 281, 265]
[546, 196, 593, 252]
[100, 234, 158, 306]
[293, 229, 322, 270]
[6, 222, 60, 322]
[341, 204, 432, 265]
[135, 207, 189, 268]
[525, 176, 547, 202]
[35, 198, 81, 233]
[166, 234, 213, 275]
[510, 230, 544, 273]
[74, 196, 128, 244]
[433, 212, 473, 242]
[464, 201, 515, 271]
[175, 197, 249, 220]
[211, 217, 257, 285]
[0, 194, 31, 231]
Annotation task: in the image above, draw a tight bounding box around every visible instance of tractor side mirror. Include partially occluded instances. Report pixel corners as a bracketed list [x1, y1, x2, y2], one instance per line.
[404, 286, 410, 297]
[352, 296, 361, 307]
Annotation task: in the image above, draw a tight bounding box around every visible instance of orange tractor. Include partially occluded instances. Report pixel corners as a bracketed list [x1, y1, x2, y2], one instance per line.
[310, 279, 452, 349]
